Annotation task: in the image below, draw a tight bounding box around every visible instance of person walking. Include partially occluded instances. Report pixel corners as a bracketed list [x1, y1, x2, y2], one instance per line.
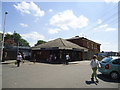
[33, 54, 36, 64]
[17, 53, 22, 67]
[66, 54, 70, 65]
[22, 53, 25, 63]
[90, 55, 100, 83]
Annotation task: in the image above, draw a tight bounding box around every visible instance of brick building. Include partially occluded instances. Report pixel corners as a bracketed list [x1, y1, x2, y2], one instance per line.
[32, 38, 88, 63]
[2, 38, 31, 61]
[67, 36, 101, 60]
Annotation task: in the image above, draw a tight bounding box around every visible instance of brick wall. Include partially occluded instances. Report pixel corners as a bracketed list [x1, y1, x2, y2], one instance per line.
[67, 37, 100, 53]
[67, 37, 101, 60]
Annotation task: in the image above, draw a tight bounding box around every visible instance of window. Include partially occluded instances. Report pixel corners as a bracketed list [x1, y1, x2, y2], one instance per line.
[87, 42, 89, 48]
[102, 57, 112, 63]
[91, 43, 93, 49]
[95, 45, 97, 49]
[112, 59, 120, 65]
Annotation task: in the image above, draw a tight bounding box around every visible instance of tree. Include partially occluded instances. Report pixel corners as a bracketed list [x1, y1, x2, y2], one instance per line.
[35, 40, 46, 46]
[4, 34, 15, 47]
[13, 33, 21, 43]
[5, 33, 13, 39]
[19, 39, 30, 47]
[4, 33, 30, 47]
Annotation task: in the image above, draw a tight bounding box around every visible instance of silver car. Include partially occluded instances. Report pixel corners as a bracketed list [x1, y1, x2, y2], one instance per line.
[98, 56, 120, 79]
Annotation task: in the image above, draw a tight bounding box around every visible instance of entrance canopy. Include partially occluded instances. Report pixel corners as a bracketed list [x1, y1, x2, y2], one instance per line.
[32, 38, 88, 52]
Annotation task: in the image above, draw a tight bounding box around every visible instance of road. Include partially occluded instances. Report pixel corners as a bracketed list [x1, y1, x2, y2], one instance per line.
[2, 60, 120, 88]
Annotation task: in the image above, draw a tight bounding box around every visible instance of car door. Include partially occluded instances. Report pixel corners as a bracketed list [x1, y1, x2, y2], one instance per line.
[112, 59, 120, 74]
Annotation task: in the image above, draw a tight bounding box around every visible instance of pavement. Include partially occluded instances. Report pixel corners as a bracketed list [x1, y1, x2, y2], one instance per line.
[1, 60, 90, 64]
[1, 60, 28, 64]
[1, 60, 120, 88]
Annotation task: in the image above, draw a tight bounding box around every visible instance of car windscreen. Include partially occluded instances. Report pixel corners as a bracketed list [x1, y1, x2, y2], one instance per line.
[101, 57, 112, 63]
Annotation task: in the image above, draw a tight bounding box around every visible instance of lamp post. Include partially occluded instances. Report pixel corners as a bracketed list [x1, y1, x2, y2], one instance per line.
[0, 11, 8, 62]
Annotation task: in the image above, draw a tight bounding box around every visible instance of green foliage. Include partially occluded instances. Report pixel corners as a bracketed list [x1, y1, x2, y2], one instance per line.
[5, 33, 13, 39]
[19, 39, 30, 47]
[13, 33, 21, 43]
[5, 33, 30, 47]
[35, 40, 46, 46]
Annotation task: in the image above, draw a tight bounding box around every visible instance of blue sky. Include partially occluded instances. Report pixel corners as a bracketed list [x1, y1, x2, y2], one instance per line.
[1, 0, 119, 52]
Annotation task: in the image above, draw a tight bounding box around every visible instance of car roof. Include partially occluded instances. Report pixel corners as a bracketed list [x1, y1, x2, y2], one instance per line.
[107, 56, 120, 60]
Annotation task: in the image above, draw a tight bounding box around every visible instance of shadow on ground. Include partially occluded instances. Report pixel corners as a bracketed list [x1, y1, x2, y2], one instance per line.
[97, 74, 120, 83]
[37, 61, 63, 64]
[30, 60, 80, 65]
[85, 81, 98, 85]
[2, 63, 10, 64]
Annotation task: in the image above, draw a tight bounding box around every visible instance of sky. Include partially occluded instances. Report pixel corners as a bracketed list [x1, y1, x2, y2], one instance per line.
[0, 0, 119, 52]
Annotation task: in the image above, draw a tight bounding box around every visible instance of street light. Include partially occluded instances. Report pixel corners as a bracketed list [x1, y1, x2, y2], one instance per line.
[0, 11, 8, 62]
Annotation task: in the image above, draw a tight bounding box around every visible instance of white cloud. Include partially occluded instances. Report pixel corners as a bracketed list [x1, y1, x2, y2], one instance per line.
[49, 9, 53, 12]
[94, 23, 117, 32]
[34, 18, 39, 23]
[47, 38, 56, 42]
[29, 42, 37, 47]
[48, 28, 61, 34]
[94, 27, 98, 30]
[97, 19, 102, 24]
[21, 32, 45, 40]
[14, 1, 45, 17]
[3, 31, 13, 35]
[102, 43, 118, 52]
[104, 0, 119, 3]
[19, 23, 28, 27]
[60, 25, 69, 30]
[0, 31, 14, 35]
[105, 28, 117, 31]
[50, 10, 89, 30]
[7, 32, 13, 35]
[92, 39, 118, 52]
[99, 24, 108, 28]
[21, 32, 45, 46]
[0, 31, 13, 35]
[80, 33, 86, 37]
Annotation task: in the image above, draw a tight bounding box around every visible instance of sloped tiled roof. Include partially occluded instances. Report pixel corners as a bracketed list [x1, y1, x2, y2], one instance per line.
[32, 38, 88, 51]
[67, 36, 101, 45]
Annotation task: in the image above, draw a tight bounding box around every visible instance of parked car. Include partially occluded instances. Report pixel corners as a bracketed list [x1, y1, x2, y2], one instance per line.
[98, 56, 120, 79]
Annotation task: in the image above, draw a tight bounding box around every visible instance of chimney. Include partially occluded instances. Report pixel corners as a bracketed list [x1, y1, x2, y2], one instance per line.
[75, 36, 79, 37]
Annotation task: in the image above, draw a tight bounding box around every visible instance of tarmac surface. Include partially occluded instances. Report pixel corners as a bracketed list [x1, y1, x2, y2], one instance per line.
[1, 60, 120, 88]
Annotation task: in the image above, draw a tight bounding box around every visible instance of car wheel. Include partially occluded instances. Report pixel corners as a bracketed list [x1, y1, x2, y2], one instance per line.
[110, 72, 119, 80]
